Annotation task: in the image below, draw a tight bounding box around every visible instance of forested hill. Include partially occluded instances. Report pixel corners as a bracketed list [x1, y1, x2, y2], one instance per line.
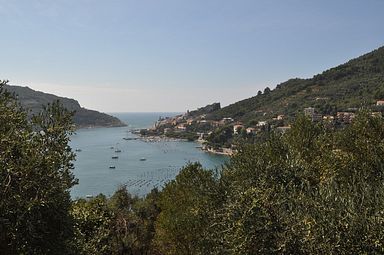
[208, 45, 384, 122]
[187, 102, 221, 117]
[5, 85, 126, 128]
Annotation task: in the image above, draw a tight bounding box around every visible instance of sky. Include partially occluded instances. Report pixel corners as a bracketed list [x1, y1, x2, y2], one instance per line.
[1, 0, 384, 112]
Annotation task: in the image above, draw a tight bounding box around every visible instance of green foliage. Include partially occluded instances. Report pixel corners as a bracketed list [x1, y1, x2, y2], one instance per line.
[206, 126, 233, 148]
[217, 112, 384, 254]
[154, 163, 223, 255]
[165, 131, 199, 141]
[264, 87, 271, 94]
[71, 187, 161, 255]
[0, 81, 77, 254]
[71, 195, 114, 255]
[149, 112, 384, 254]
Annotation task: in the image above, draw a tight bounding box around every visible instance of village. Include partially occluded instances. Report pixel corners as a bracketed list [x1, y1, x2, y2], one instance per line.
[139, 100, 384, 156]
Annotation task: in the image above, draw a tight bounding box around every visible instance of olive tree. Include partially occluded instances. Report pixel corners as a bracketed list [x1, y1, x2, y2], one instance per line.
[0, 81, 77, 254]
[218, 113, 384, 254]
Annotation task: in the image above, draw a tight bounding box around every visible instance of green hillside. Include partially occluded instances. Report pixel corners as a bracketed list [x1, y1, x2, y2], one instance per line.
[208, 46, 384, 123]
[187, 102, 221, 117]
[5, 85, 126, 128]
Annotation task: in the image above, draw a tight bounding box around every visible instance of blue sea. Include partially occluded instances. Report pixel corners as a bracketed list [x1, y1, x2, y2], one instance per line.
[70, 112, 227, 198]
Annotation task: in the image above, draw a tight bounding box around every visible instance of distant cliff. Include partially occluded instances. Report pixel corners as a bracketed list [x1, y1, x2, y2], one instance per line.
[5, 85, 126, 128]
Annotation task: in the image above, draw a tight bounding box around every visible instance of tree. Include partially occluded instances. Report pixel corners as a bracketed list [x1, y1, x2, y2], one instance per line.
[130, 188, 161, 255]
[206, 126, 233, 148]
[216, 112, 384, 254]
[264, 87, 271, 94]
[71, 187, 161, 255]
[0, 81, 77, 254]
[70, 195, 114, 255]
[154, 163, 223, 255]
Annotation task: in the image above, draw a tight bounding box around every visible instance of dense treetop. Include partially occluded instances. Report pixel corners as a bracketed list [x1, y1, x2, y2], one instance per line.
[0, 80, 77, 254]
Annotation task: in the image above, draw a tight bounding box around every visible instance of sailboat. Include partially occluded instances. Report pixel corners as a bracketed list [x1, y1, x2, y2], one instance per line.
[123, 130, 130, 140]
[115, 143, 121, 153]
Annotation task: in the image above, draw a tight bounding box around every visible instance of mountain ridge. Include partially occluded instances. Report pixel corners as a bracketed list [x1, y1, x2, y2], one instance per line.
[5, 84, 126, 128]
[206, 45, 384, 123]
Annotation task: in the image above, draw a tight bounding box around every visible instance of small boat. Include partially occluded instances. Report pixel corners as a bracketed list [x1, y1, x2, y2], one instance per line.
[115, 143, 121, 153]
[112, 156, 119, 159]
[85, 195, 93, 199]
[109, 166, 116, 169]
[75, 149, 82, 152]
[140, 157, 146, 161]
[123, 137, 136, 140]
[110, 146, 114, 149]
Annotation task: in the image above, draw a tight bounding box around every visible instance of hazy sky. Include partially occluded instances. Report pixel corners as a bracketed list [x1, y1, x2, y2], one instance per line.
[1, 0, 384, 112]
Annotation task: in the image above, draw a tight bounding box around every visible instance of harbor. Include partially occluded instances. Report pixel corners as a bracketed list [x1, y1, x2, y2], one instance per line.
[70, 112, 228, 198]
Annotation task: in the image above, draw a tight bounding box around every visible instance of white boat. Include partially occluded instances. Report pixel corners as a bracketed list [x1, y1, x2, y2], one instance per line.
[115, 143, 121, 153]
[140, 157, 146, 161]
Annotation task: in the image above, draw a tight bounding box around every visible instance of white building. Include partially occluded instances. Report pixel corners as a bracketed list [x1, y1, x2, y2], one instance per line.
[233, 124, 244, 134]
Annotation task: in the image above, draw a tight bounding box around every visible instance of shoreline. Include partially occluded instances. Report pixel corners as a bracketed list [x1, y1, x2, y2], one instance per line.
[138, 135, 188, 143]
[139, 135, 233, 156]
[201, 147, 233, 156]
[75, 123, 127, 130]
[76, 126, 232, 156]
[197, 139, 233, 156]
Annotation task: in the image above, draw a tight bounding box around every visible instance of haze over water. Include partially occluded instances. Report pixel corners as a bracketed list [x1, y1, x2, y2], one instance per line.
[70, 112, 227, 198]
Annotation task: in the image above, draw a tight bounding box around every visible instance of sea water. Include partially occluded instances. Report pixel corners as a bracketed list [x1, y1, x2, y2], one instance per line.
[70, 112, 227, 198]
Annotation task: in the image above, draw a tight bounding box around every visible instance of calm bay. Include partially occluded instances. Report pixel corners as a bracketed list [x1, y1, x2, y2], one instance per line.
[70, 112, 227, 198]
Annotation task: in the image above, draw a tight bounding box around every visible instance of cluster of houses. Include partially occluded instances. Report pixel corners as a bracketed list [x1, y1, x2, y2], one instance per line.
[137, 101, 384, 156]
[154, 114, 236, 136]
[304, 105, 382, 125]
[147, 101, 384, 143]
[152, 112, 290, 140]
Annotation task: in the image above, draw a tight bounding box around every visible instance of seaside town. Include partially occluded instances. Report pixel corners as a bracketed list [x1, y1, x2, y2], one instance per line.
[138, 100, 384, 155]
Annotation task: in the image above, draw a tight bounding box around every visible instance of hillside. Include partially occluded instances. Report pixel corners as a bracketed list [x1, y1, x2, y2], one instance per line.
[5, 85, 126, 128]
[187, 102, 221, 117]
[207, 46, 384, 123]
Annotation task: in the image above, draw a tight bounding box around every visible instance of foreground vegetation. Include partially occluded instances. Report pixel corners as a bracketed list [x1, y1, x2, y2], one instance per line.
[1, 80, 384, 254]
